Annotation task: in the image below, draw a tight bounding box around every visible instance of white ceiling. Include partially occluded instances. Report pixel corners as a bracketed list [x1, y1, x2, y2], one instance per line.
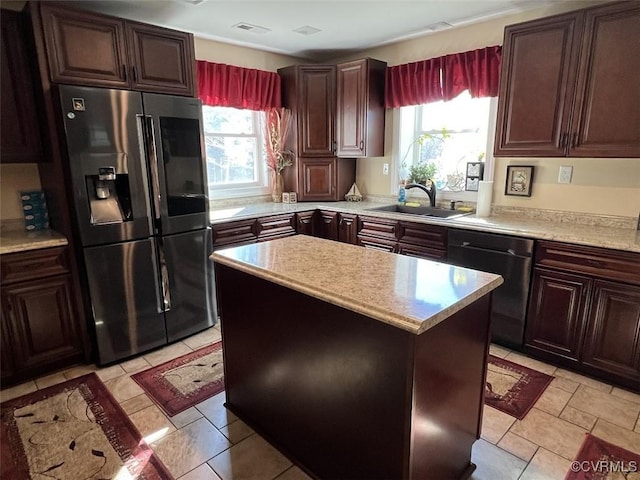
[66, 0, 556, 61]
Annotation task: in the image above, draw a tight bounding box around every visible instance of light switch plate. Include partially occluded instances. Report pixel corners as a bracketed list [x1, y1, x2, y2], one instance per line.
[558, 165, 573, 184]
[383, 163, 389, 175]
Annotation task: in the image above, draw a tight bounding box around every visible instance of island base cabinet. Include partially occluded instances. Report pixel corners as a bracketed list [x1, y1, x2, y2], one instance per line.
[216, 263, 491, 480]
[581, 280, 640, 387]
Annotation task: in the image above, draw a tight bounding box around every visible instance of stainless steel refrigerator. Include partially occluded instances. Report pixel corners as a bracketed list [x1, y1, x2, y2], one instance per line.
[58, 85, 216, 365]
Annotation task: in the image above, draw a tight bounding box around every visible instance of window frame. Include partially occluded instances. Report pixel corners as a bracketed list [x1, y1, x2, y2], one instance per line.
[202, 106, 270, 199]
[391, 95, 498, 202]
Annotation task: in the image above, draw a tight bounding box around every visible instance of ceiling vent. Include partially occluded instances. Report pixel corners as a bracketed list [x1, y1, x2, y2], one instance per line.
[232, 22, 271, 34]
[293, 26, 322, 36]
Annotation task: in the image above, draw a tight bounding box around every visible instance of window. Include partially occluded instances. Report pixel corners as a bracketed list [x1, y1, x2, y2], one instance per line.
[397, 91, 496, 197]
[202, 106, 269, 198]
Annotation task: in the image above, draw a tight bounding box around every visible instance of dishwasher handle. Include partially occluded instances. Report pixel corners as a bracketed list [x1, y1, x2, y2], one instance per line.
[457, 241, 529, 257]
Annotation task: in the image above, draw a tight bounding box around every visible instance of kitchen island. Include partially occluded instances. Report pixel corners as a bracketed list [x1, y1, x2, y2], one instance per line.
[212, 235, 503, 479]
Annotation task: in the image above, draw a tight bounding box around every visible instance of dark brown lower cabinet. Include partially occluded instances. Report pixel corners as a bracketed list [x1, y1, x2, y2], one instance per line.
[525, 268, 590, 364]
[525, 241, 640, 391]
[397, 243, 447, 261]
[212, 213, 299, 250]
[316, 210, 339, 240]
[356, 215, 447, 259]
[1, 247, 85, 386]
[314, 210, 358, 245]
[357, 236, 397, 253]
[582, 281, 640, 386]
[337, 213, 358, 245]
[295, 211, 316, 236]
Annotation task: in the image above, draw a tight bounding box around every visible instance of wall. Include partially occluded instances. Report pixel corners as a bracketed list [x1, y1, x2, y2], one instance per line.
[0, 164, 42, 220]
[340, 1, 640, 219]
[194, 37, 303, 71]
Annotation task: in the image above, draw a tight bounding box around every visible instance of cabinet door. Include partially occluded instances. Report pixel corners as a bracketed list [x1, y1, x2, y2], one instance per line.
[296, 211, 316, 236]
[1, 308, 15, 383]
[298, 66, 336, 156]
[525, 268, 590, 362]
[0, 10, 43, 164]
[40, 3, 129, 88]
[338, 213, 358, 245]
[494, 12, 580, 156]
[298, 158, 336, 201]
[336, 59, 385, 158]
[1, 275, 82, 375]
[569, 2, 640, 157]
[336, 60, 366, 157]
[126, 22, 196, 96]
[316, 211, 339, 241]
[582, 280, 640, 386]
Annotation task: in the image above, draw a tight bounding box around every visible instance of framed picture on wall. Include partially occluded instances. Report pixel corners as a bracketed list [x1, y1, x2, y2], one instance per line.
[505, 165, 534, 197]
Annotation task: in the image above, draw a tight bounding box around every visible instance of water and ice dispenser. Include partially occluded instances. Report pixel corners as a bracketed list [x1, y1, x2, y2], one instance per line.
[86, 166, 132, 225]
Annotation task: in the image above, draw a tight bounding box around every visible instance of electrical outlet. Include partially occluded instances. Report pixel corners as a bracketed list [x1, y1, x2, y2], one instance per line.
[382, 163, 389, 175]
[558, 165, 573, 184]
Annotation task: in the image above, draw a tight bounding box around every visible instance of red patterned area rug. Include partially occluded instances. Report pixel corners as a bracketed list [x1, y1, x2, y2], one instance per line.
[131, 341, 224, 417]
[0, 373, 171, 480]
[565, 434, 640, 480]
[484, 354, 554, 420]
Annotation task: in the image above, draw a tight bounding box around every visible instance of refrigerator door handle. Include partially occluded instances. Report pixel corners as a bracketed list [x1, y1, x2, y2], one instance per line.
[157, 240, 172, 312]
[143, 115, 162, 221]
[150, 240, 165, 314]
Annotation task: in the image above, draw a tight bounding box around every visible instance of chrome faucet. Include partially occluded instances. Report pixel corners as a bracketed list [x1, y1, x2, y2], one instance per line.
[405, 181, 437, 207]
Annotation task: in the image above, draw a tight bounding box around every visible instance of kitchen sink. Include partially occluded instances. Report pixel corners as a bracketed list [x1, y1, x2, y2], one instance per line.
[366, 204, 474, 219]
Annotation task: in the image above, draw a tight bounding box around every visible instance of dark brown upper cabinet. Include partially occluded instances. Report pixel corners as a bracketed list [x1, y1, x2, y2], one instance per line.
[279, 59, 385, 201]
[495, 1, 640, 157]
[1, 10, 44, 163]
[39, 3, 196, 96]
[336, 58, 386, 158]
[281, 65, 337, 157]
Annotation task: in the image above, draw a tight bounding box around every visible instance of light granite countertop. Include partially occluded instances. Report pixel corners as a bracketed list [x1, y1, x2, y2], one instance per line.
[209, 201, 640, 253]
[0, 220, 68, 255]
[212, 235, 504, 335]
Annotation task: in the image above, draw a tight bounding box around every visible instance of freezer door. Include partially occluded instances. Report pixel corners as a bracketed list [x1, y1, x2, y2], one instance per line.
[161, 228, 216, 343]
[84, 239, 167, 364]
[142, 93, 208, 235]
[59, 86, 152, 246]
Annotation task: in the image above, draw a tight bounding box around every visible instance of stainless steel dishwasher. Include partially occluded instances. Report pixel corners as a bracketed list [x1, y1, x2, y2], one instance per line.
[447, 229, 534, 349]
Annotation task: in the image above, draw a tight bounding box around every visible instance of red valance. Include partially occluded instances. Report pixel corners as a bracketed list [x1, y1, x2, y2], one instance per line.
[385, 45, 502, 108]
[385, 57, 444, 108]
[197, 61, 281, 110]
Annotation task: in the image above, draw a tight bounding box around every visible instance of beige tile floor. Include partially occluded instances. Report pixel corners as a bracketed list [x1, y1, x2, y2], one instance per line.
[2, 328, 639, 480]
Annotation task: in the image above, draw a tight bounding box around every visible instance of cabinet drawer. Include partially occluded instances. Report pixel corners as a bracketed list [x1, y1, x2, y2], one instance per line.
[357, 215, 398, 241]
[256, 214, 296, 239]
[357, 236, 397, 253]
[536, 241, 640, 285]
[397, 243, 446, 261]
[212, 219, 257, 248]
[1, 247, 69, 284]
[397, 221, 447, 250]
